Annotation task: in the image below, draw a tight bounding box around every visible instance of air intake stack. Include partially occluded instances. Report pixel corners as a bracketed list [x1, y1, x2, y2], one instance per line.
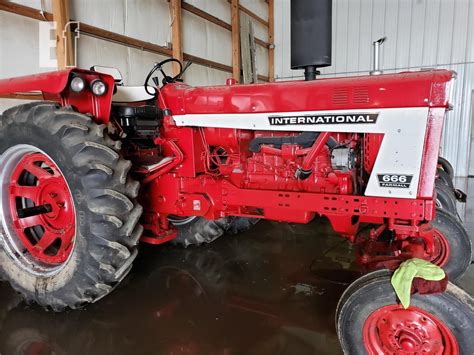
[291, 0, 332, 80]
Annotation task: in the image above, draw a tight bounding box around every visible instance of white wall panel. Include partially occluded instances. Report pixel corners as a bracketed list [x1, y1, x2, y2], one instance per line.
[182, 10, 232, 66]
[275, 0, 474, 176]
[124, 0, 171, 48]
[256, 45, 269, 77]
[240, 0, 268, 21]
[77, 35, 130, 80]
[183, 62, 229, 87]
[0, 11, 51, 113]
[71, 0, 126, 35]
[187, 0, 231, 23]
[10, 0, 51, 12]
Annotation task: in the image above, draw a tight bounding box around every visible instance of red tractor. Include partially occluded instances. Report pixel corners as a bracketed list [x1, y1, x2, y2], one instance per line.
[0, 0, 472, 352]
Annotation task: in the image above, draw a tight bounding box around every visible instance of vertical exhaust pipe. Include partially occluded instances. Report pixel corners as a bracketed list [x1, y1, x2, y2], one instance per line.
[291, 0, 332, 81]
[370, 37, 386, 75]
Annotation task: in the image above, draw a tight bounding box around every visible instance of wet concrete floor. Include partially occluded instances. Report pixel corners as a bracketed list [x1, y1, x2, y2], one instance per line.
[1, 180, 473, 355]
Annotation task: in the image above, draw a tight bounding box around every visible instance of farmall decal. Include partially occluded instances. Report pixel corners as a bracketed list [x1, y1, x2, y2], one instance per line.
[268, 113, 379, 126]
[377, 174, 413, 189]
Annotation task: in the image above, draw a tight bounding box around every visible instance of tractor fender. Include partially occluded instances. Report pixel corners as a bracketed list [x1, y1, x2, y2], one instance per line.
[0, 68, 115, 124]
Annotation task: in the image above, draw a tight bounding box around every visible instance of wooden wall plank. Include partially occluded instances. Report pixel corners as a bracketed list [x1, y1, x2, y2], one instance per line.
[231, 0, 241, 82]
[170, 0, 183, 76]
[51, 0, 73, 69]
[268, 0, 274, 81]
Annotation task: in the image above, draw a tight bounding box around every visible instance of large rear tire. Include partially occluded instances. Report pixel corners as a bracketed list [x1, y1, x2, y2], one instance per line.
[336, 270, 474, 354]
[0, 102, 142, 310]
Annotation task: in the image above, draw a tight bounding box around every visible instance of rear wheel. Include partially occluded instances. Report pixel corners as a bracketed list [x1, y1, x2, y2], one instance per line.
[435, 181, 457, 215]
[0, 102, 142, 310]
[436, 168, 455, 189]
[336, 270, 474, 354]
[438, 157, 454, 179]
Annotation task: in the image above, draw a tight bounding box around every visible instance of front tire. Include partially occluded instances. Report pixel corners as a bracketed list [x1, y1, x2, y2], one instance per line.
[336, 270, 474, 354]
[429, 208, 472, 280]
[0, 102, 142, 310]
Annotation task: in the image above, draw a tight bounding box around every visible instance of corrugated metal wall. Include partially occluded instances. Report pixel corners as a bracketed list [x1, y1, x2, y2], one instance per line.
[275, 0, 474, 177]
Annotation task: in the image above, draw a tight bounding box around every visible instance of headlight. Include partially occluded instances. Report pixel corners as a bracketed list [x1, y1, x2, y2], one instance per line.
[90, 79, 108, 96]
[70, 76, 85, 93]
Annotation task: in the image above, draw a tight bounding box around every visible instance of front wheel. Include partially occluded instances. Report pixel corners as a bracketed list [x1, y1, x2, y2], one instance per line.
[427, 208, 472, 280]
[0, 102, 142, 310]
[336, 270, 474, 354]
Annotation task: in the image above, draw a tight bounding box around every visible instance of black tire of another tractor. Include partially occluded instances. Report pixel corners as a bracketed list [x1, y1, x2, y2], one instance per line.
[336, 270, 474, 355]
[438, 156, 455, 179]
[436, 168, 455, 189]
[171, 217, 233, 247]
[431, 208, 472, 280]
[0, 102, 143, 311]
[435, 180, 457, 215]
[227, 217, 261, 235]
[171, 216, 260, 247]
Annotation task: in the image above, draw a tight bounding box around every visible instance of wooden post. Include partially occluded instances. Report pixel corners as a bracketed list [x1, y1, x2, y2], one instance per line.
[268, 0, 275, 81]
[52, 0, 73, 69]
[170, 0, 183, 76]
[231, 0, 240, 83]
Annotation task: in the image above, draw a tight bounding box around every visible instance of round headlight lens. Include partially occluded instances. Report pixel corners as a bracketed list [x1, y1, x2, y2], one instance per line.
[70, 76, 85, 93]
[91, 80, 107, 96]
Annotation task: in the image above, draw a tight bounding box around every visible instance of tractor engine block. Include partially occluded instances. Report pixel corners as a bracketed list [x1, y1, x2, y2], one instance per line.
[202, 128, 354, 194]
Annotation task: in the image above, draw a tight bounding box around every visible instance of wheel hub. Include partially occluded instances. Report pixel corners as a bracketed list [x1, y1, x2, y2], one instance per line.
[4, 151, 75, 267]
[363, 305, 458, 354]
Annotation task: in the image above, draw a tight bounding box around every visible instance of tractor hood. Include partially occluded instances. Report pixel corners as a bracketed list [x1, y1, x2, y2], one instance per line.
[161, 70, 455, 116]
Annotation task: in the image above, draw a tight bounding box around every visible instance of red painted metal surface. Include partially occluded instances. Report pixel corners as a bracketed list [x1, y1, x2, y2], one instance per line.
[357, 221, 449, 272]
[417, 108, 446, 198]
[161, 70, 453, 115]
[0, 68, 115, 123]
[8, 153, 75, 265]
[0, 70, 72, 95]
[363, 305, 458, 354]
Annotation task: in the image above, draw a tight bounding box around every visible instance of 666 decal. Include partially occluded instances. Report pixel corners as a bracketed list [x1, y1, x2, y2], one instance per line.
[377, 174, 413, 188]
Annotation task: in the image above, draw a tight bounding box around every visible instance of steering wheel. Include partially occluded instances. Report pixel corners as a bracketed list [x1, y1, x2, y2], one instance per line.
[144, 58, 183, 96]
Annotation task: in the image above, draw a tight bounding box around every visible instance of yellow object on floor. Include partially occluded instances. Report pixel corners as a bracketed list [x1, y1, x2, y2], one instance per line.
[391, 258, 446, 309]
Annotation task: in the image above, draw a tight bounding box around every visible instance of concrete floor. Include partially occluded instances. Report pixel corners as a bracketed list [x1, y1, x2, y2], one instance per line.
[0, 181, 473, 355]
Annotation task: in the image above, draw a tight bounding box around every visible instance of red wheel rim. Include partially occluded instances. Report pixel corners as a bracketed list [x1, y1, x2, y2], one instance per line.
[429, 228, 450, 268]
[363, 305, 459, 354]
[7, 152, 75, 265]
